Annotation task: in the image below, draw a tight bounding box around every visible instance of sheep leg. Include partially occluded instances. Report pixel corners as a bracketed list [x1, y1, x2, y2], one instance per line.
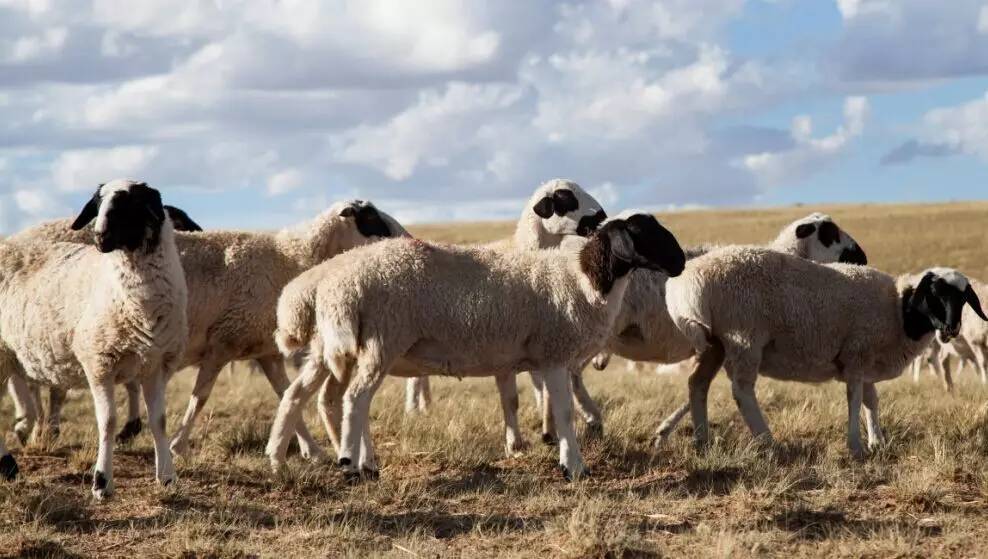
[169, 361, 223, 458]
[87, 375, 116, 500]
[404, 377, 431, 413]
[0, 375, 18, 481]
[495, 373, 528, 457]
[654, 403, 689, 446]
[141, 370, 175, 486]
[682, 343, 725, 449]
[931, 353, 953, 393]
[8, 376, 38, 446]
[339, 356, 386, 480]
[973, 346, 988, 385]
[116, 381, 144, 445]
[862, 382, 884, 451]
[46, 386, 65, 440]
[911, 356, 921, 383]
[571, 371, 603, 439]
[257, 356, 326, 462]
[725, 349, 772, 446]
[404, 378, 420, 414]
[265, 357, 331, 470]
[542, 367, 587, 481]
[529, 371, 556, 444]
[846, 379, 865, 459]
[318, 375, 345, 456]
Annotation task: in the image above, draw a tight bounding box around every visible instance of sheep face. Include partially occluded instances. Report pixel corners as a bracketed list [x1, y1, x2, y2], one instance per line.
[70, 179, 167, 254]
[606, 212, 686, 277]
[332, 199, 400, 249]
[531, 179, 607, 238]
[908, 268, 988, 343]
[790, 213, 868, 265]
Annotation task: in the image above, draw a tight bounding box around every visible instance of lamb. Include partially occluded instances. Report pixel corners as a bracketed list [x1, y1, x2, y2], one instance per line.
[401, 179, 608, 455]
[267, 212, 686, 480]
[664, 246, 987, 457]
[0, 180, 188, 499]
[566, 213, 868, 445]
[6, 205, 202, 445]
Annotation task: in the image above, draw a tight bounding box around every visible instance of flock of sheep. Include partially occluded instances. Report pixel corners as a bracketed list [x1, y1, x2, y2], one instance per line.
[0, 178, 985, 498]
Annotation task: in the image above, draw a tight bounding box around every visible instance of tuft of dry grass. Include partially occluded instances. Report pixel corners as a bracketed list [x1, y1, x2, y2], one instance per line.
[2, 201, 988, 557]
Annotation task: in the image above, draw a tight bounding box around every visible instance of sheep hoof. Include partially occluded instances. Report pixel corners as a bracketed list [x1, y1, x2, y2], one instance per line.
[159, 476, 175, 487]
[116, 418, 143, 445]
[0, 454, 19, 481]
[559, 464, 590, 482]
[505, 440, 529, 458]
[592, 354, 611, 370]
[585, 422, 604, 440]
[91, 471, 114, 501]
[361, 467, 380, 481]
[13, 418, 30, 446]
[342, 470, 362, 485]
[542, 433, 558, 446]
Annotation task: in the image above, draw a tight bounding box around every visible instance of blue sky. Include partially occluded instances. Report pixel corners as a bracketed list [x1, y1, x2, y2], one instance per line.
[1, 0, 987, 233]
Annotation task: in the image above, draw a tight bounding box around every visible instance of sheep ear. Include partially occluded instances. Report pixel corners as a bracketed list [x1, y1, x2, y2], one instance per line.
[70, 190, 101, 230]
[607, 225, 637, 264]
[817, 221, 840, 247]
[339, 206, 356, 218]
[533, 196, 554, 219]
[795, 223, 816, 239]
[910, 273, 935, 308]
[965, 284, 988, 321]
[164, 205, 203, 232]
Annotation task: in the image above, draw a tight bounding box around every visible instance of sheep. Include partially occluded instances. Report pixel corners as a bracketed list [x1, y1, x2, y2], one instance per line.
[571, 213, 868, 445]
[6, 205, 202, 445]
[267, 212, 686, 481]
[910, 278, 988, 391]
[0, 179, 187, 499]
[664, 247, 988, 457]
[9, 198, 406, 459]
[401, 179, 607, 456]
[160, 199, 407, 458]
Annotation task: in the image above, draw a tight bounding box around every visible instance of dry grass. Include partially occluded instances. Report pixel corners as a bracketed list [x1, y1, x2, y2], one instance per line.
[3, 201, 988, 558]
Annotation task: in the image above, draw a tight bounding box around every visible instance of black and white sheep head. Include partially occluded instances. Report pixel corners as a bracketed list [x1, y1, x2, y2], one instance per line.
[530, 179, 607, 238]
[581, 211, 685, 294]
[70, 179, 168, 254]
[786, 213, 868, 265]
[907, 268, 988, 343]
[332, 199, 406, 247]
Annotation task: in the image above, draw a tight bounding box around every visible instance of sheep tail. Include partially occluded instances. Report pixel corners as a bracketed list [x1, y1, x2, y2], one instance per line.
[274, 281, 318, 356]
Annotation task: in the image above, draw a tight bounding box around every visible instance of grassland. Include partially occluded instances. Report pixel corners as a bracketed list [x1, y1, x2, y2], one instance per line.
[2, 201, 988, 558]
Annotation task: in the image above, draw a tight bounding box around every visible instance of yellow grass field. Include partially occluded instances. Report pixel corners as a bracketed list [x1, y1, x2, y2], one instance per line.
[3, 201, 988, 558]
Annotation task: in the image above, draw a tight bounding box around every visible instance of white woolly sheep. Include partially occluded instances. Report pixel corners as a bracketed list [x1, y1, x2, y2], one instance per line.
[401, 178, 607, 456]
[585, 213, 868, 444]
[665, 247, 987, 457]
[9, 199, 406, 460]
[268, 212, 686, 481]
[6, 205, 202, 445]
[0, 180, 188, 499]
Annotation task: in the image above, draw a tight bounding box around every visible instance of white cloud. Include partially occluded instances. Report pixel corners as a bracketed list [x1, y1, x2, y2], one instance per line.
[833, 0, 988, 82]
[6, 27, 66, 62]
[742, 97, 868, 189]
[267, 168, 305, 196]
[51, 145, 159, 191]
[886, 91, 988, 163]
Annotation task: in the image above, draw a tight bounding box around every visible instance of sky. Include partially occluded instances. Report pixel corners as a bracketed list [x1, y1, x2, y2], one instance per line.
[1, 0, 988, 233]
